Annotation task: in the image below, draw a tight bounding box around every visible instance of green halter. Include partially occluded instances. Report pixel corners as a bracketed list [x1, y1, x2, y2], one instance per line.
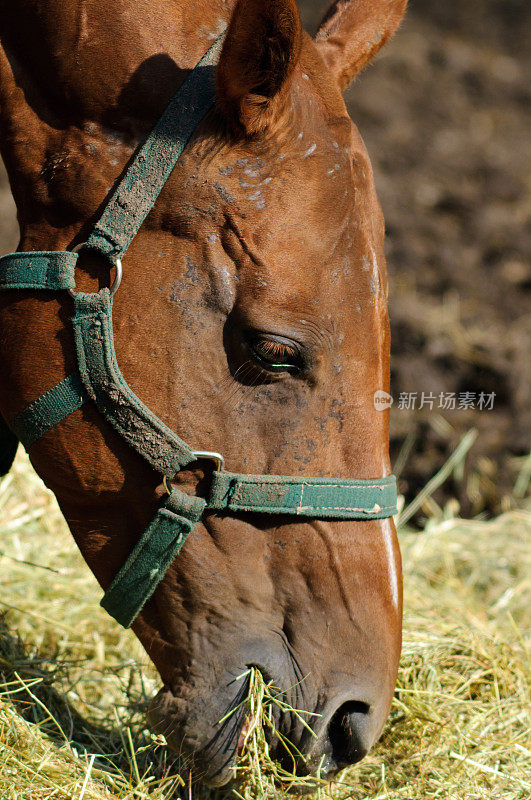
[0, 36, 398, 628]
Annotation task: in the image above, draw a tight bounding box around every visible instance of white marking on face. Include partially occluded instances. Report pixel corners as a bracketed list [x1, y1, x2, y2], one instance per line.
[381, 517, 399, 610]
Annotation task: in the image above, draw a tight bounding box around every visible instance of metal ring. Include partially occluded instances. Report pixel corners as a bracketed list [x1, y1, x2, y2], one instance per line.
[163, 451, 224, 496]
[193, 451, 225, 471]
[68, 242, 123, 298]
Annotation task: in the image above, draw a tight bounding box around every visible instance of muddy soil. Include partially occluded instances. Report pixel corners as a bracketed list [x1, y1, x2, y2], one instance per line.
[1, 0, 529, 516]
[302, 0, 531, 515]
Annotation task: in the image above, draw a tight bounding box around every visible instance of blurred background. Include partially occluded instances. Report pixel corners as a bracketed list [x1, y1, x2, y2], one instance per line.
[1, 0, 529, 518]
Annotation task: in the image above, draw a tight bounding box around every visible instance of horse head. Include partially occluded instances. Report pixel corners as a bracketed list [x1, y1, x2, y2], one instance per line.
[0, 0, 407, 786]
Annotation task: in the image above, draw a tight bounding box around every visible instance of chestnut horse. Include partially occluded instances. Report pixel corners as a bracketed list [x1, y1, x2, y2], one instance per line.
[0, 0, 407, 787]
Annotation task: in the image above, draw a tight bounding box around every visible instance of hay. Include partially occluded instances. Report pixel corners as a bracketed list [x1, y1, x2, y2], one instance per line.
[0, 450, 529, 799]
[216, 667, 325, 799]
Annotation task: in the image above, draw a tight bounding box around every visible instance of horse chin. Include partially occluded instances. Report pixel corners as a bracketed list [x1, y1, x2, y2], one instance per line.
[147, 683, 242, 786]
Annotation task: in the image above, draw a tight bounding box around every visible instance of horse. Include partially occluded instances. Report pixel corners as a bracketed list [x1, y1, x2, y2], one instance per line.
[0, 0, 407, 787]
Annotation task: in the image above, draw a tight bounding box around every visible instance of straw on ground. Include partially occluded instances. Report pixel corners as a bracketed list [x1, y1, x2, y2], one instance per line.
[1, 451, 529, 799]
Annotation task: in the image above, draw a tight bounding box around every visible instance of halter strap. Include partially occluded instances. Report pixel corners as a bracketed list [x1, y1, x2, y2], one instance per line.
[72, 290, 196, 474]
[101, 488, 207, 628]
[0, 35, 398, 628]
[84, 36, 224, 260]
[0, 251, 77, 291]
[207, 472, 397, 519]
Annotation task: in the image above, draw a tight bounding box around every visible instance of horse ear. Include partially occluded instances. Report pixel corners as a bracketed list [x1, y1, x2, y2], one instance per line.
[217, 0, 302, 136]
[315, 0, 408, 91]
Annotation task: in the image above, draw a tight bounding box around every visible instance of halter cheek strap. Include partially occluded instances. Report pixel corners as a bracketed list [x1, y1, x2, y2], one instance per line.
[0, 35, 398, 629]
[72, 290, 196, 474]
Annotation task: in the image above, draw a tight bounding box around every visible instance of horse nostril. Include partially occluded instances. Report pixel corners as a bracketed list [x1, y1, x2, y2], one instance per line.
[328, 700, 371, 767]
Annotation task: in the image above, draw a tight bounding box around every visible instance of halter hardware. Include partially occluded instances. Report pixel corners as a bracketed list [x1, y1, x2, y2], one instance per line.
[162, 452, 224, 495]
[68, 242, 123, 298]
[0, 34, 398, 629]
[193, 451, 225, 471]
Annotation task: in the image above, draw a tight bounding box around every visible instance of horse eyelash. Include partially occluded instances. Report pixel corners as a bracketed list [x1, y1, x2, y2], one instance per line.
[254, 339, 295, 361]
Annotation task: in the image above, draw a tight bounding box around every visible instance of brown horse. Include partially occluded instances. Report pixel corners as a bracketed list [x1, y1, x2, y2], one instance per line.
[0, 0, 407, 787]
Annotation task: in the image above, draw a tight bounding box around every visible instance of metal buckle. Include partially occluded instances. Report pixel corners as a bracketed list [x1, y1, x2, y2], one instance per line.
[192, 451, 225, 471]
[163, 451, 224, 495]
[68, 242, 123, 298]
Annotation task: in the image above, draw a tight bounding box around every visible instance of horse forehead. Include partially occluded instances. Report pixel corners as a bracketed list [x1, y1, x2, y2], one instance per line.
[201, 141, 357, 249]
[229, 177, 376, 293]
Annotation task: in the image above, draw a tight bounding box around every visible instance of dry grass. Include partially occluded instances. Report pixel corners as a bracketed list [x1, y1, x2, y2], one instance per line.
[0, 450, 529, 799]
[215, 667, 326, 799]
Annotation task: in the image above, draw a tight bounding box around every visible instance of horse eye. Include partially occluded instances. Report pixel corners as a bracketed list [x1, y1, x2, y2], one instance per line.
[247, 334, 302, 373]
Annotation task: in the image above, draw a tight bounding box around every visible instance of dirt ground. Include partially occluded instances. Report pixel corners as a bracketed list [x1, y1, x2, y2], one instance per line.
[1, 0, 529, 517]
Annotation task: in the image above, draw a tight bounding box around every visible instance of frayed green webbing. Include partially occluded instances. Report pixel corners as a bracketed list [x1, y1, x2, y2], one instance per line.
[0, 251, 77, 291]
[100, 489, 206, 628]
[84, 35, 225, 260]
[101, 469, 397, 627]
[8, 373, 89, 449]
[72, 289, 196, 476]
[207, 471, 398, 519]
[0, 413, 18, 476]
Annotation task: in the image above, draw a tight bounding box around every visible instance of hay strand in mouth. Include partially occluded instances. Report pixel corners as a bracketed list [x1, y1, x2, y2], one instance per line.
[221, 667, 325, 798]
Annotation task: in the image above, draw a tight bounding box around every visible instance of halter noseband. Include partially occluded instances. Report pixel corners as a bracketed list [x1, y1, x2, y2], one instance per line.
[0, 36, 397, 628]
